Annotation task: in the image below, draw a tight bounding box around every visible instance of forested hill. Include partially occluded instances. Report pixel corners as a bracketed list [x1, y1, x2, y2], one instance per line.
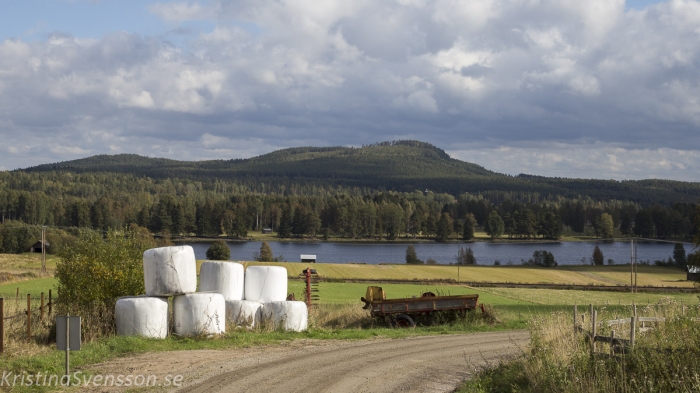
[21, 140, 700, 204]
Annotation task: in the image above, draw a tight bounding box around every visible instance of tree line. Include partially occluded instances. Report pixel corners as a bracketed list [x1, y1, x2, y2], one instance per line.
[0, 187, 697, 255]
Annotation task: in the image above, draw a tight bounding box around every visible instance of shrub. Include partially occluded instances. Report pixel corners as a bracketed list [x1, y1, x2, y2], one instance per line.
[456, 246, 476, 265]
[55, 228, 155, 313]
[523, 250, 557, 267]
[206, 240, 230, 260]
[405, 245, 423, 264]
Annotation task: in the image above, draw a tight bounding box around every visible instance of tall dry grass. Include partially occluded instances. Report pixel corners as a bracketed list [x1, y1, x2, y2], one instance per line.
[466, 298, 700, 393]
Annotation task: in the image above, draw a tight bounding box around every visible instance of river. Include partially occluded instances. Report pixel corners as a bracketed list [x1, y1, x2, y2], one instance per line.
[179, 240, 691, 266]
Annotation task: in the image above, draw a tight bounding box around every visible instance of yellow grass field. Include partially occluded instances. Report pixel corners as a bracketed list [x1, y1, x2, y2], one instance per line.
[216, 261, 691, 288]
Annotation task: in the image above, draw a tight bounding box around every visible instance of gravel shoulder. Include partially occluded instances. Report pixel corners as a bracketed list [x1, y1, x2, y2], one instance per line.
[84, 331, 529, 393]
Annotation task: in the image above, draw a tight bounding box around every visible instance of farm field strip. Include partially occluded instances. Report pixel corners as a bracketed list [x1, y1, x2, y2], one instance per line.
[238, 261, 691, 287]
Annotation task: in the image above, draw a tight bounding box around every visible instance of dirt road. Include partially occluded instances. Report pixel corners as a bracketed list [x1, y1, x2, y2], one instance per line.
[86, 331, 528, 393]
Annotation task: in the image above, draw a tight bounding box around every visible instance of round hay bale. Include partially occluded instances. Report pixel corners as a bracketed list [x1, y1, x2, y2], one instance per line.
[143, 246, 197, 296]
[173, 293, 226, 336]
[199, 261, 244, 300]
[244, 266, 287, 303]
[262, 301, 308, 332]
[225, 300, 263, 328]
[115, 296, 169, 339]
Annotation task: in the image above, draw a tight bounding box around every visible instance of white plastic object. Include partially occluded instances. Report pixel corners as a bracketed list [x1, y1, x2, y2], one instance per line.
[173, 293, 226, 336]
[143, 246, 197, 296]
[225, 300, 263, 328]
[115, 296, 169, 339]
[244, 266, 288, 303]
[198, 261, 244, 300]
[262, 301, 308, 332]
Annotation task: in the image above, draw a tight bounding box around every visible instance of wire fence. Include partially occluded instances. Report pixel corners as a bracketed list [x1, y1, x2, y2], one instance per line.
[0, 289, 56, 353]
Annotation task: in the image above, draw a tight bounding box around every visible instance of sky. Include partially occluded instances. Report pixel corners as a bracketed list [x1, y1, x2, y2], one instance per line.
[1, 0, 699, 181]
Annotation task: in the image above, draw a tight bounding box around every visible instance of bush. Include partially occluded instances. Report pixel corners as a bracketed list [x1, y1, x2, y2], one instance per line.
[405, 245, 423, 264]
[55, 228, 155, 313]
[523, 250, 557, 267]
[456, 246, 476, 265]
[206, 240, 230, 260]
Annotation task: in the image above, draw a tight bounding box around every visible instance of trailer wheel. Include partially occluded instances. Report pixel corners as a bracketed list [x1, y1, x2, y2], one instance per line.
[394, 314, 416, 328]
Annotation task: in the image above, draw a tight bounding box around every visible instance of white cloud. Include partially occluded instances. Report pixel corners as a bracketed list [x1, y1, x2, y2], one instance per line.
[0, 0, 699, 181]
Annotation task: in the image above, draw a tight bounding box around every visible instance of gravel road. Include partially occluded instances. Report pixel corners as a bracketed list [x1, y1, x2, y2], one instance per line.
[86, 331, 528, 393]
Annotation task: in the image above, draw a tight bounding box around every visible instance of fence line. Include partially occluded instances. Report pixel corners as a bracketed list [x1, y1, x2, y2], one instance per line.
[574, 303, 667, 356]
[0, 290, 55, 353]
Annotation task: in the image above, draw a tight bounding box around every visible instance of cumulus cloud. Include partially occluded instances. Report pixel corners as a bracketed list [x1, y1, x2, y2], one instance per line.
[0, 0, 699, 181]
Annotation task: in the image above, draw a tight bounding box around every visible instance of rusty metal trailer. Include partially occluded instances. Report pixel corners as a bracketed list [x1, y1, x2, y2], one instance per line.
[360, 286, 481, 328]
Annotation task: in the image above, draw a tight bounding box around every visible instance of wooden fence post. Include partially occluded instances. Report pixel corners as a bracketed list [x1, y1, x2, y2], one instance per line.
[40, 292, 45, 322]
[591, 309, 597, 355]
[630, 316, 636, 351]
[26, 294, 31, 342]
[573, 304, 578, 336]
[610, 330, 615, 356]
[0, 297, 4, 353]
[15, 288, 18, 301]
[48, 290, 52, 315]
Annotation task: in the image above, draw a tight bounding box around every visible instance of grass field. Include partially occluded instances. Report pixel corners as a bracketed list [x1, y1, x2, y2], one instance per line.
[0, 252, 696, 392]
[234, 261, 691, 288]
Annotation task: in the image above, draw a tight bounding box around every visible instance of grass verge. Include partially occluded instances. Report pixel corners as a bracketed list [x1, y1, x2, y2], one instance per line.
[459, 299, 700, 392]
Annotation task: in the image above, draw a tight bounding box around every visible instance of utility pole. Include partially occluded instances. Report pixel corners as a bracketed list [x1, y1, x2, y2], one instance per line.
[41, 226, 47, 275]
[633, 239, 638, 293]
[630, 239, 637, 293]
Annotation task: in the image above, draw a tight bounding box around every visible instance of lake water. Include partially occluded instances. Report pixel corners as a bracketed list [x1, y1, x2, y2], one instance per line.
[180, 240, 691, 266]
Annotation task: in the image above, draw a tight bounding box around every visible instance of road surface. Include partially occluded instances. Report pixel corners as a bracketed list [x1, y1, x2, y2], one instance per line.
[86, 331, 529, 393]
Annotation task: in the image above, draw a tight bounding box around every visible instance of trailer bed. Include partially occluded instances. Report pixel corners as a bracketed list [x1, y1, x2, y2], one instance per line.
[366, 294, 479, 317]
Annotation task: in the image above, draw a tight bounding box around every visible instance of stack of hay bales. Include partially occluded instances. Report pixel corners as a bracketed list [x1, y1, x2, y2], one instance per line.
[243, 266, 308, 332]
[115, 245, 308, 338]
[116, 245, 225, 337]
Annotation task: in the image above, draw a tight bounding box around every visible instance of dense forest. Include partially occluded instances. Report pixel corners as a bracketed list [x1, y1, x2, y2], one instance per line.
[0, 141, 698, 254]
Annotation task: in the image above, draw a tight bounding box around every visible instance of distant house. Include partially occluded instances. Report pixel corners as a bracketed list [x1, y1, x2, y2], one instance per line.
[687, 266, 699, 281]
[28, 240, 49, 253]
[301, 254, 316, 263]
[262, 228, 273, 234]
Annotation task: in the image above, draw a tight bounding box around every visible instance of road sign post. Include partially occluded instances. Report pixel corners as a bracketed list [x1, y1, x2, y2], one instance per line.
[57, 315, 81, 384]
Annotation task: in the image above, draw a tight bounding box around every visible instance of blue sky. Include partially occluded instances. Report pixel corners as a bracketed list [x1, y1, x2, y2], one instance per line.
[0, 0, 699, 181]
[0, 0, 665, 41]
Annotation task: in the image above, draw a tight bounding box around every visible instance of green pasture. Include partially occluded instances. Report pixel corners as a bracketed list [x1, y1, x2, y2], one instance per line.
[0, 277, 56, 298]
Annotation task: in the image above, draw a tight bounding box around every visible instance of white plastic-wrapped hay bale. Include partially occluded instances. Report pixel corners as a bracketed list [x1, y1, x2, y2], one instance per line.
[244, 266, 288, 303]
[225, 300, 263, 328]
[143, 246, 197, 296]
[115, 296, 169, 339]
[198, 261, 244, 300]
[262, 301, 308, 332]
[173, 293, 226, 336]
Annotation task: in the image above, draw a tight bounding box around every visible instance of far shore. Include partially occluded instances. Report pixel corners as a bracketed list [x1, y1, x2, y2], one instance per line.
[170, 232, 664, 244]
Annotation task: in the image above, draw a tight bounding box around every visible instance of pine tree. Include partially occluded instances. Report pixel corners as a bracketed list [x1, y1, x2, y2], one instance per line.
[405, 244, 423, 264]
[592, 245, 604, 266]
[462, 213, 476, 241]
[258, 241, 273, 262]
[436, 213, 452, 242]
[278, 206, 292, 238]
[484, 211, 505, 240]
[673, 243, 687, 268]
